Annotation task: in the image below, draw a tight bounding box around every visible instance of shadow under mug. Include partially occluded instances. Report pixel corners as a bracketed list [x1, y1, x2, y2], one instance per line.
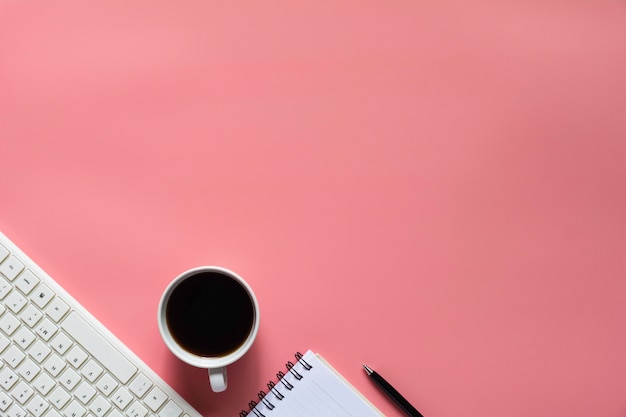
[157, 266, 260, 392]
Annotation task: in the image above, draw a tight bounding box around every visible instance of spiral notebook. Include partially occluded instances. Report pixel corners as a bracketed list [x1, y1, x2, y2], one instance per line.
[240, 350, 384, 416]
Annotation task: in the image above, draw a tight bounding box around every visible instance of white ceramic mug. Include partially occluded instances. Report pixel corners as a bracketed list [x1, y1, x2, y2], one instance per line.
[157, 266, 260, 392]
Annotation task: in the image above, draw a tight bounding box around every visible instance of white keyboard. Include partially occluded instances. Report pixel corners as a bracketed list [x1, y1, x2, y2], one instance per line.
[0, 231, 202, 417]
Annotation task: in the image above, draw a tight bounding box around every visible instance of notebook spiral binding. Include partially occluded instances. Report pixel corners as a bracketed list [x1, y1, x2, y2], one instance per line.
[239, 352, 313, 417]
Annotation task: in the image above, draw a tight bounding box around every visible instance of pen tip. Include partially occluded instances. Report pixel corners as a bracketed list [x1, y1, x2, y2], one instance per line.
[362, 364, 373, 375]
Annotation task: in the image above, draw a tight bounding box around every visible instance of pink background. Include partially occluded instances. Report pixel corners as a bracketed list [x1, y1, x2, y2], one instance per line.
[1, 1, 625, 416]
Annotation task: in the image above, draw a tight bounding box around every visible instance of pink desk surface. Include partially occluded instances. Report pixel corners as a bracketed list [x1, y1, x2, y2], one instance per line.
[1, 1, 625, 416]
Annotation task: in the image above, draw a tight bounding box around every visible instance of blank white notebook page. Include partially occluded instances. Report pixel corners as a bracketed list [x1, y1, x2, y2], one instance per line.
[245, 350, 384, 417]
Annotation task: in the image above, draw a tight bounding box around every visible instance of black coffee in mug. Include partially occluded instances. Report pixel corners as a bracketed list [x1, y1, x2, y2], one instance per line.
[165, 271, 255, 357]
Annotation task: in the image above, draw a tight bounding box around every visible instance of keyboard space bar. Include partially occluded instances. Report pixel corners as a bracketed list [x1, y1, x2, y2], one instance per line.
[61, 311, 138, 384]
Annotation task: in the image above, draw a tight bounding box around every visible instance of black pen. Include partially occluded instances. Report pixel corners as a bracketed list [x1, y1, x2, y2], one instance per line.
[363, 364, 424, 417]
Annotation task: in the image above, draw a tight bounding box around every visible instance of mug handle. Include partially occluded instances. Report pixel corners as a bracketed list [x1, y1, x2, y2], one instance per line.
[208, 367, 227, 392]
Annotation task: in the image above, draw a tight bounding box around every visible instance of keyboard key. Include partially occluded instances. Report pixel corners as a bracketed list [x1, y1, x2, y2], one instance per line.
[66, 345, 88, 368]
[144, 387, 167, 412]
[126, 401, 149, 417]
[31, 284, 54, 308]
[14, 327, 36, 350]
[25, 394, 49, 417]
[45, 298, 69, 322]
[5, 291, 28, 314]
[0, 277, 11, 299]
[0, 311, 21, 335]
[112, 387, 133, 410]
[0, 255, 24, 280]
[32, 372, 55, 395]
[19, 304, 43, 327]
[4, 345, 26, 368]
[0, 244, 9, 262]
[59, 367, 81, 391]
[89, 395, 112, 417]
[43, 353, 66, 377]
[4, 403, 26, 417]
[48, 386, 71, 409]
[50, 331, 73, 355]
[160, 400, 183, 417]
[0, 391, 11, 411]
[17, 358, 40, 382]
[0, 333, 10, 353]
[14, 270, 39, 295]
[35, 317, 58, 341]
[46, 409, 62, 417]
[129, 373, 153, 398]
[96, 373, 118, 396]
[108, 409, 124, 417]
[63, 399, 86, 417]
[80, 359, 103, 382]
[28, 339, 51, 363]
[10, 380, 34, 404]
[74, 381, 97, 404]
[6, 293, 28, 315]
[0, 367, 19, 390]
[61, 312, 137, 384]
